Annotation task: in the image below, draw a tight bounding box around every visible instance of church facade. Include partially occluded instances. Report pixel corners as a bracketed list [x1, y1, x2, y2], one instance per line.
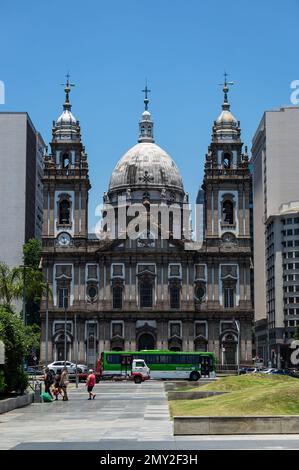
[40, 79, 253, 368]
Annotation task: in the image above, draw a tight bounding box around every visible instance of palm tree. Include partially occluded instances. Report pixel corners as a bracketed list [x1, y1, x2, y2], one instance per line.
[0, 262, 22, 309]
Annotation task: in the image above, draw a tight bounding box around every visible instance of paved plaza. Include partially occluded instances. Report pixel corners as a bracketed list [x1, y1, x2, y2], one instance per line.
[0, 381, 299, 450]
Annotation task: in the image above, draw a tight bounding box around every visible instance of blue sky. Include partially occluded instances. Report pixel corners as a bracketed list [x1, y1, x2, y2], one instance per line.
[0, 0, 298, 230]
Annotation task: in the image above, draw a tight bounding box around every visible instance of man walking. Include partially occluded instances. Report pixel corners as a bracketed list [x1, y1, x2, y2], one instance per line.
[86, 369, 96, 400]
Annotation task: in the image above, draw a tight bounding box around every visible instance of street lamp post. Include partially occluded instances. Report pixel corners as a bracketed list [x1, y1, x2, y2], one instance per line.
[20, 264, 29, 325]
[75, 314, 79, 389]
[233, 318, 240, 375]
[45, 281, 49, 366]
[64, 291, 67, 366]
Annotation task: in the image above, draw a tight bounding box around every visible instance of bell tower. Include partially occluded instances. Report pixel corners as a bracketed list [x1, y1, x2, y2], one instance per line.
[42, 76, 91, 245]
[202, 76, 251, 243]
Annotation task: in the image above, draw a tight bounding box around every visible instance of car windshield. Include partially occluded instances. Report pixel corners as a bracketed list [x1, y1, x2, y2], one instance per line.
[135, 361, 145, 368]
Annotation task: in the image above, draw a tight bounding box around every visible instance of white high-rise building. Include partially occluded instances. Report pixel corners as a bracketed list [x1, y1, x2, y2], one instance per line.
[252, 107, 299, 367]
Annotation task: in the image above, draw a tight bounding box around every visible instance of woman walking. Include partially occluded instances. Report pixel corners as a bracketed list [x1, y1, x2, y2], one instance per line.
[60, 366, 69, 401]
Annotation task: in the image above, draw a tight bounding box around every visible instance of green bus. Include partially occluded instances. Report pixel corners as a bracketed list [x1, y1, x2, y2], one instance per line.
[100, 350, 216, 381]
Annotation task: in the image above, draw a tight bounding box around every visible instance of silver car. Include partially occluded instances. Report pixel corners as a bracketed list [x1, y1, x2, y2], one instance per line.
[47, 361, 76, 374]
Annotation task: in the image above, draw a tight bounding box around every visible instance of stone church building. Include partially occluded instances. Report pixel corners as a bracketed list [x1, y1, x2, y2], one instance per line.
[40, 78, 253, 368]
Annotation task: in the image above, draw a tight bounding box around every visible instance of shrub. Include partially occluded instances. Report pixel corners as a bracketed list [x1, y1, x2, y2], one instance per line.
[0, 306, 29, 394]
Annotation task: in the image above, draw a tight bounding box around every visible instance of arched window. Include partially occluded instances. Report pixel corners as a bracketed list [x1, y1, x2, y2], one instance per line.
[62, 153, 70, 169]
[113, 286, 123, 309]
[140, 281, 153, 308]
[59, 199, 70, 225]
[222, 153, 231, 169]
[222, 200, 234, 225]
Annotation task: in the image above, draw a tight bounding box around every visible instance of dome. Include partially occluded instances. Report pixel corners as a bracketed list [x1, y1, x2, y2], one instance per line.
[56, 109, 77, 125]
[108, 142, 184, 193]
[216, 109, 237, 125]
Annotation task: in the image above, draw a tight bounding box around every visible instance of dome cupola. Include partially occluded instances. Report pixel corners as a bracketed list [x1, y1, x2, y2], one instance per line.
[107, 85, 185, 204]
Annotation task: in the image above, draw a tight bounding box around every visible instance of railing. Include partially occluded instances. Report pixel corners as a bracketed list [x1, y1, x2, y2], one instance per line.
[216, 364, 251, 374]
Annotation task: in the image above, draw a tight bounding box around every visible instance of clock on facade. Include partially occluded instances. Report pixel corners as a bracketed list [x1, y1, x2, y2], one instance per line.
[57, 232, 71, 246]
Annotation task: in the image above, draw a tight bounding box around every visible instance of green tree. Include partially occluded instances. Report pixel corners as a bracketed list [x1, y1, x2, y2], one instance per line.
[293, 326, 299, 340]
[0, 306, 28, 394]
[23, 239, 42, 269]
[21, 239, 46, 325]
[0, 262, 22, 309]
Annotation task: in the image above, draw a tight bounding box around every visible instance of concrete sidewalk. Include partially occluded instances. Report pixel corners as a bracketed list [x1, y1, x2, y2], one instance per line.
[0, 381, 172, 449]
[1, 381, 299, 450]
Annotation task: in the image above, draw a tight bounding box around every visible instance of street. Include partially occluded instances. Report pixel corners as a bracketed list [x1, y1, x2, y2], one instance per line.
[0, 381, 299, 450]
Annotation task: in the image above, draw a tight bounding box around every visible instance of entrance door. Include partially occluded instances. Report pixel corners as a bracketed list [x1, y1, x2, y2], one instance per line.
[138, 333, 155, 351]
[223, 342, 236, 366]
[56, 342, 69, 361]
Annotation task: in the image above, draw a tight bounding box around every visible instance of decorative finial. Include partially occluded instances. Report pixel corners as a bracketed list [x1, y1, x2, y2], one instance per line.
[142, 80, 151, 111]
[61, 72, 75, 110]
[219, 71, 234, 109]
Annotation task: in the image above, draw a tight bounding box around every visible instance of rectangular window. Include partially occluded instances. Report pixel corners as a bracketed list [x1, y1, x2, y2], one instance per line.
[169, 264, 181, 277]
[87, 264, 98, 280]
[111, 322, 123, 337]
[111, 264, 124, 278]
[140, 283, 153, 308]
[170, 286, 180, 309]
[58, 288, 68, 308]
[194, 264, 206, 280]
[112, 286, 123, 309]
[195, 322, 206, 337]
[170, 322, 181, 337]
[54, 322, 71, 333]
[224, 288, 234, 308]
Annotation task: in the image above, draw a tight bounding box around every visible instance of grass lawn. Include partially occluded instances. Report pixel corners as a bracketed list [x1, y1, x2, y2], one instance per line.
[169, 374, 299, 417]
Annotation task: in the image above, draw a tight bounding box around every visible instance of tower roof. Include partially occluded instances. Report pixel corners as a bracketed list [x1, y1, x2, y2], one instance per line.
[53, 75, 80, 142]
[212, 73, 240, 142]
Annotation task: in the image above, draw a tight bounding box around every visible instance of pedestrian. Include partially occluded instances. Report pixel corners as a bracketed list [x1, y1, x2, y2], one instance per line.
[86, 369, 96, 400]
[53, 370, 62, 400]
[60, 366, 69, 401]
[44, 367, 54, 398]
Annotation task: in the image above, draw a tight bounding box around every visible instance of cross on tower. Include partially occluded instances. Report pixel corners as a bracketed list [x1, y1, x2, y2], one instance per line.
[219, 71, 234, 104]
[142, 81, 151, 110]
[61, 73, 75, 106]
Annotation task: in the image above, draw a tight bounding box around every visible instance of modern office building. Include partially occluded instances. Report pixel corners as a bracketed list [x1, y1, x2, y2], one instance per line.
[0, 113, 46, 268]
[252, 107, 299, 366]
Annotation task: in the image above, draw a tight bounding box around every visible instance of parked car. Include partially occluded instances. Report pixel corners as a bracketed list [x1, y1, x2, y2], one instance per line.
[239, 367, 256, 375]
[25, 366, 44, 376]
[47, 361, 76, 374]
[239, 367, 264, 374]
[269, 369, 299, 377]
[75, 364, 88, 374]
[260, 368, 277, 374]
